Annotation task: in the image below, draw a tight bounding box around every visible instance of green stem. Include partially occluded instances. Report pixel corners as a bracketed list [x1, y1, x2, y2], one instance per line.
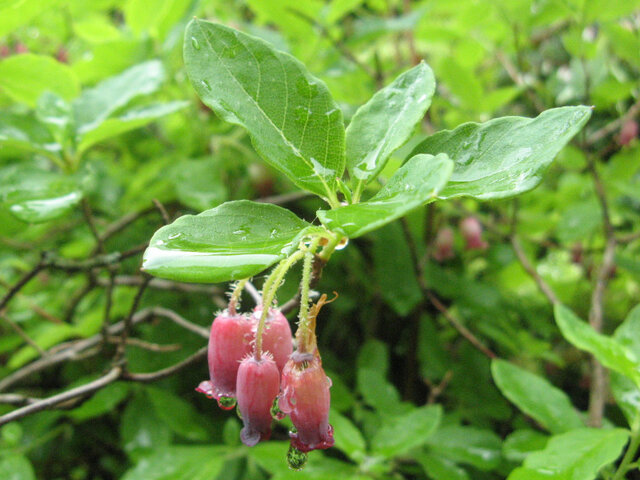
[254, 250, 305, 359]
[612, 430, 640, 480]
[228, 278, 249, 315]
[297, 237, 321, 351]
[318, 233, 343, 261]
[351, 181, 363, 205]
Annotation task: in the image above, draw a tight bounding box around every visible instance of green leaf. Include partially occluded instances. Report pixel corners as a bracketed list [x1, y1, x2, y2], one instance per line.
[142, 200, 313, 283]
[0, 165, 83, 223]
[507, 428, 629, 480]
[0, 54, 79, 107]
[72, 60, 166, 135]
[184, 19, 345, 201]
[330, 410, 366, 462]
[612, 304, 640, 428]
[503, 430, 550, 463]
[554, 304, 640, 387]
[426, 425, 502, 470]
[347, 62, 435, 192]
[121, 393, 171, 459]
[491, 359, 584, 433]
[317, 153, 453, 238]
[0, 455, 36, 480]
[68, 382, 129, 421]
[0, 111, 56, 154]
[145, 386, 210, 441]
[356, 368, 404, 416]
[417, 453, 470, 480]
[410, 106, 592, 199]
[76, 101, 188, 154]
[171, 158, 228, 211]
[371, 404, 442, 458]
[121, 446, 228, 480]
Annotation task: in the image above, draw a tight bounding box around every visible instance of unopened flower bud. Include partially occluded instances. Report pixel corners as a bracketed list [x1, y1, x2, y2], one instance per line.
[252, 307, 293, 372]
[459, 217, 488, 250]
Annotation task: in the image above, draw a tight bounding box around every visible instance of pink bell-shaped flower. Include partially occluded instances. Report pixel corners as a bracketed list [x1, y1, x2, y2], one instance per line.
[459, 216, 488, 250]
[251, 307, 293, 372]
[433, 227, 455, 262]
[196, 311, 253, 409]
[279, 352, 334, 453]
[236, 354, 281, 446]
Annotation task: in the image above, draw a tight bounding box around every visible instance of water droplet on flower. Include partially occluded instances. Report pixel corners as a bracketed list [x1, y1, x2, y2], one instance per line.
[287, 445, 308, 471]
[217, 396, 237, 410]
[271, 397, 286, 420]
[191, 37, 200, 50]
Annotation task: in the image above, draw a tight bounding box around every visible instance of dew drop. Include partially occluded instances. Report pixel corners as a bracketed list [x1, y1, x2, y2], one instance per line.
[168, 232, 181, 240]
[222, 47, 237, 59]
[294, 105, 311, 123]
[217, 396, 237, 410]
[271, 397, 286, 420]
[191, 37, 200, 50]
[201, 79, 212, 91]
[287, 445, 308, 471]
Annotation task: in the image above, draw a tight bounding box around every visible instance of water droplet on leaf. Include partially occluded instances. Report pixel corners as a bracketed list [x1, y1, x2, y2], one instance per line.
[191, 37, 200, 50]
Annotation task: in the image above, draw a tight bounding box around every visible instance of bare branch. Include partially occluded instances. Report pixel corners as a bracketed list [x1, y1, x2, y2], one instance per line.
[152, 198, 171, 224]
[0, 367, 122, 427]
[510, 235, 560, 305]
[255, 191, 312, 205]
[586, 98, 640, 147]
[151, 307, 209, 338]
[0, 259, 46, 312]
[0, 314, 47, 357]
[122, 347, 207, 383]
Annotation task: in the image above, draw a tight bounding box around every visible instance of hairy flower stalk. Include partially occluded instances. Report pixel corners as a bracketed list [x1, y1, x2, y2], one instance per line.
[251, 306, 293, 372]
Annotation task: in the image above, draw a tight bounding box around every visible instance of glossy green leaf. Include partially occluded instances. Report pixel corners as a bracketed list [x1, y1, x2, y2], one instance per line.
[0, 455, 36, 480]
[507, 428, 629, 480]
[426, 425, 502, 470]
[145, 386, 210, 441]
[184, 19, 345, 200]
[491, 359, 584, 433]
[503, 430, 549, 463]
[371, 404, 442, 458]
[330, 410, 366, 462]
[121, 446, 228, 480]
[410, 106, 592, 199]
[612, 304, 640, 428]
[121, 393, 171, 459]
[0, 111, 57, 154]
[0, 54, 79, 107]
[142, 200, 313, 283]
[69, 382, 129, 421]
[554, 304, 640, 387]
[318, 153, 452, 238]
[0, 165, 83, 223]
[72, 60, 166, 135]
[357, 368, 404, 416]
[77, 101, 188, 154]
[347, 62, 435, 191]
[417, 453, 470, 480]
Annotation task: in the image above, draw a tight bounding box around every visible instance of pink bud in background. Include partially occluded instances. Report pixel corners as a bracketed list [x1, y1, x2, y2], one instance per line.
[0, 45, 9, 58]
[279, 352, 334, 453]
[196, 311, 253, 409]
[14, 43, 28, 54]
[56, 47, 69, 63]
[433, 227, 455, 262]
[252, 307, 293, 372]
[459, 217, 488, 250]
[236, 354, 280, 446]
[619, 120, 638, 146]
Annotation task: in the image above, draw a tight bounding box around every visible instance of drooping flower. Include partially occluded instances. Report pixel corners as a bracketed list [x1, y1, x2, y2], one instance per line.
[196, 311, 253, 409]
[236, 354, 281, 446]
[459, 216, 488, 250]
[279, 352, 334, 453]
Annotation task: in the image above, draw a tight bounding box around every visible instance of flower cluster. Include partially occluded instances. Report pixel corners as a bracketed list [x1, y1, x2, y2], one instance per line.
[196, 305, 334, 463]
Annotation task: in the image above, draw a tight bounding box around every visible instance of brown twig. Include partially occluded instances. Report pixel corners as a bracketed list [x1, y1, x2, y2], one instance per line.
[510, 235, 560, 305]
[81, 198, 104, 253]
[114, 277, 151, 362]
[255, 191, 312, 205]
[0, 259, 46, 312]
[0, 367, 122, 427]
[586, 159, 617, 427]
[0, 314, 47, 357]
[121, 347, 207, 383]
[400, 218, 497, 359]
[150, 307, 209, 338]
[106, 336, 181, 352]
[95, 275, 223, 296]
[152, 199, 171, 224]
[585, 98, 640, 147]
